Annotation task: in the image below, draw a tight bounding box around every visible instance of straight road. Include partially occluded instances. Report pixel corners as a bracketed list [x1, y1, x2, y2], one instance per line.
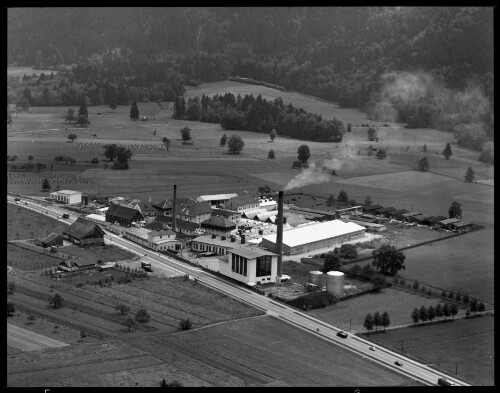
[8, 194, 469, 386]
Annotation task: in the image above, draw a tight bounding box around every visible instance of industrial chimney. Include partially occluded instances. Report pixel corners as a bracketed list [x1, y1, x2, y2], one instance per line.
[276, 191, 284, 282]
[172, 184, 177, 233]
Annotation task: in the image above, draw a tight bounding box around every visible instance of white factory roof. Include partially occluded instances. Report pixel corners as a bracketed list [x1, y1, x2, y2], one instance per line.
[85, 214, 106, 222]
[230, 246, 278, 259]
[53, 190, 81, 195]
[196, 193, 238, 202]
[260, 220, 365, 248]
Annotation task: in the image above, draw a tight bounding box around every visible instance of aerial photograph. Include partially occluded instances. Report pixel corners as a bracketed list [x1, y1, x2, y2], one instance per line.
[6, 7, 493, 387]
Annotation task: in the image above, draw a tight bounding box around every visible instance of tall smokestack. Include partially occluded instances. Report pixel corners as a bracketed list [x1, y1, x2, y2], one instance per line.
[276, 191, 284, 281]
[172, 184, 177, 232]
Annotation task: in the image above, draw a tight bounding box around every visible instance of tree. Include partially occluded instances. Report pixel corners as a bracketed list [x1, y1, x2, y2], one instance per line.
[373, 312, 382, 332]
[68, 133, 77, 142]
[35, 162, 46, 172]
[322, 252, 342, 273]
[411, 308, 420, 324]
[337, 189, 349, 205]
[367, 127, 377, 141]
[227, 134, 245, 154]
[448, 201, 462, 219]
[180, 126, 191, 141]
[91, 157, 99, 164]
[339, 244, 357, 259]
[372, 277, 386, 292]
[297, 145, 310, 164]
[27, 313, 37, 324]
[48, 293, 64, 309]
[7, 302, 15, 317]
[427, 305, 436, 322]
[179, 317, 192, 330]
[326, 194, 335, 206]
[130, 101, 139, 120]
[363, 313, 374, 332]
[418, 157, 429, 172]
[115, 304, 130, 315]
[349, 199, 358, 206]
[79, 330, 87, 341]
[109, 100, 117, 112]
[76, 115, 89, 127]
[104, 144, 118, 161]
[78, 101, 88, 118]
[347, 123, 352, 133]
[220, 133, 228, 146]
[362, 263, 374, 279]
[381, 311, 390, 331]
[270, 129, 277, 141]
[7, 110, 13, 124]
[135, 308, 151, 323]
[7, 281, 16, 294]
[412, 280, 420, 290]
[163, 137, 171, 152]
[478, 142, 494, 165]
[42, 178, 51, 191]
[435, 304, 443, 320]
[364, 195, 372, 206]
[28, 155, 33, 163]
[469, 299, 478, 316]
[376, 149, 386, 159]
[464, 166, 475, 182]
[115, 146, 132, 169]
[442, 143, 453, 160]
[450, 303, 458, 319]
[65, 108, 76, 123]
[372, 245, 406, 276]
[462, 294, 470, 306]
[478, 302, 485, 312]
[423, 144, 427, 152]
[419, 305, 428, 323]
[443, 303, 451, 319]
[268, 149, 275, 159]
[161, 380, 184, 387]
[123, 316, 136, 332]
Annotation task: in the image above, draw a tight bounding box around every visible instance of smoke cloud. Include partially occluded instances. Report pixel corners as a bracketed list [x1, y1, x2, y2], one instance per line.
[284, 158, 349, 191]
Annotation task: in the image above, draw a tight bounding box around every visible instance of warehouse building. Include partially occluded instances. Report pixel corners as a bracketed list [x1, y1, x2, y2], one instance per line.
[191, 234, 239, 255]
[260, 220, 366, 255]
[210, 208, 241, 222]
[219, 246, 279, 285]
[196, 193, 238, 207]
[450, 220, 474, 232]
[375, 207, 396, 217]
[224, 194, 261, 213]
[362, 204, 383, 213]
[408, 213, 431, 224]
[50, 190, 82, 205]
[387, 209, 408, 219]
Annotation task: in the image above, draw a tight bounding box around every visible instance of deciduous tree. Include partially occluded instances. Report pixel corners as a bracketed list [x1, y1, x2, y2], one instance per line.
[427, 305, 436, 321]
[123, 316, 136, 331]
[270, 129, 277, 141]
[322, 252, 342, 273]
[227, 134, 245, 154]
[381, 311, 390, 331]
[68, 133, 77, 142]
[49, 293, 64, 309]
[115, 304, 130, 315]
[66, 108, 76, 123]
[450, 303, 458, 319]
[367, 127, 377, 141]
[443, 303, 451, 319]
[372, 245, 406, 276]
[373, 312, 382, 332]
[326, 194, 335, 206]
[76, 115, 89, 127]
[435, 304, 443, 320]
[42, 178, 51, 191]
[268, 149, 275, 159]
[297, 145, 310, 164]
[418, 157, 429, 172]
[364, 195, 372, 206]
[419, 305, 428, 322]
[220, 133, 228, 146]
[7, 302, 15, 316]
[364, 313, 374, 331]
[135, 308, 151, 323]
[180, 126, 191, 141]
[448, 201, 462, 219]
[411, 308, 419, 324]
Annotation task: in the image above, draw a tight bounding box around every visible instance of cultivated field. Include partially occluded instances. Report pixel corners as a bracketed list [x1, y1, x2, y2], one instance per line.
[7, 243, 64, 270]
[61, 244, 135, 264]
[307, 287, 467, 333]
[361, 314, 494, 386]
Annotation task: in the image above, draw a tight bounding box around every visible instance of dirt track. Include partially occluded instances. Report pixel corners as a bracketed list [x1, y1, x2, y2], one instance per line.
[7, 323, 69, 352]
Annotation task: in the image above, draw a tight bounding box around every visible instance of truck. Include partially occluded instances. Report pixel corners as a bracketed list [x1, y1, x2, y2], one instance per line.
[437, 378, 454, 386]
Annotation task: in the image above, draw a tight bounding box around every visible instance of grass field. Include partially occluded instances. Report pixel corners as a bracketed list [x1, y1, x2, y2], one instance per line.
[7, 243, 63, 270]
[61, 244, 135, 264]
[7, 203, 68, 240]
[361, 314, 494, 386]
[307, 287, 466, 333]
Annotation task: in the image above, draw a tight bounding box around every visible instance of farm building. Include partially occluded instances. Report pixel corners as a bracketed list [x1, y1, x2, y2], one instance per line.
[408, 214, 431, 224]
[335, 206, 363, 218]
[35, 232, 63, 248]
[122, 227, 151, 247]
[344, 219, 386, 232]
[50, 190, 82, 205]
[400, 211, 422, 221]
[219, 247, 279, 286]
[58, 260, 96, 272]
[211, 208, 241, 222]
[435, 218, 461, 230]
[98, 262, 116, 271]
[196, 193, 238, 206]
[105, 204, 144, 227]
[191, 234, 239, 255]
[224, 194, 261, 213]
[201, 216, 237, 235]
[387, 209, 408, 219]
[375, 207, 396, 217]
[62, 217, 105, 246]
[422, 216, 447, 226]
[450, 220, 474, 232]
[362, 204, 383, 213]
[260, 220, 366, 256]
[153, 197, 212, 223]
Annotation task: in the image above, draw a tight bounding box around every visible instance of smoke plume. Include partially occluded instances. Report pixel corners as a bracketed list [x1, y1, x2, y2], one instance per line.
[283, 157, 350, 191]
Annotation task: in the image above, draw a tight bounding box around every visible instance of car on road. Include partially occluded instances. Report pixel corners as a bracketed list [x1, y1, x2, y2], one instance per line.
[336, 331, 348, 338]
[394, 361, 403, 367]
[280, 274, 291, 282]
[62, 213, 70, 219]
[24, 201, 28, 205]
[14, 197, 21, 202]
[369, 346, 376, 351]
[437, 378, 454, 386]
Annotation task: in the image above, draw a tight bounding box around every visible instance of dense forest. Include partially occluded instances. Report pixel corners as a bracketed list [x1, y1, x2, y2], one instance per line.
[7, 7, 494, 155]
[173, 93, 344, 141]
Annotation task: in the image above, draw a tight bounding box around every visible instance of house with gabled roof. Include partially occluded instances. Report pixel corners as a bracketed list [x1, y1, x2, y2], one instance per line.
[224, 194, 260, 213]
[153, 197, 212, 223]
[105, 203, 144, 227]
[62, 217, 105, 247]
[201, 216, 237, 236]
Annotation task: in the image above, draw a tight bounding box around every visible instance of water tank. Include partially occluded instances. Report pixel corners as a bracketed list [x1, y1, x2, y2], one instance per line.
[308, 271, 323, 286]
[326, 271, 344, 297]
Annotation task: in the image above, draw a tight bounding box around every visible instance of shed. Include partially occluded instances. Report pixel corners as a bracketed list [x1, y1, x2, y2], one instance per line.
[422, 215, 447, 226]
[400, 211, 422, 221]
[362, 204, 383, 213]
[376, 207, 396, 217]
[388, 209, 408, 219]
[105, 203, 144, 227]
[435, 218, 461, 229]
[450, 220, 474, 232]
[37, 232, 63, 248]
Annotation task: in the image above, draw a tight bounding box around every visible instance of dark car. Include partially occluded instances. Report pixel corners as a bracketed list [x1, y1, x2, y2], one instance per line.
[62, 213, 70, 219]
[394, 361, 403, 367]
[337, 331, 348, 338]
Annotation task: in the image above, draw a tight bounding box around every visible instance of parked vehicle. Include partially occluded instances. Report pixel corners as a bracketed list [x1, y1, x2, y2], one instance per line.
[62, 213, 70, 219]
[141, 261, 152, 268]
[394, 361, 403, 367]
[337, 331, 348, 338]
[369, 346, 376, 351]
[437, 378, 454, 386]
[14, 197, 21, 201]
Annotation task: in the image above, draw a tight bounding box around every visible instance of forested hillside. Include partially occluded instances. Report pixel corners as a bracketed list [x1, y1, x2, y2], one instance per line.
[7, 7, 494, 155]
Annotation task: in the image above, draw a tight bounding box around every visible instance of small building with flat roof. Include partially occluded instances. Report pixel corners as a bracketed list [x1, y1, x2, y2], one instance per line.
[50, 190, 82, 205]
[196, 193, 238, 206]
[220, 246, 278, 285]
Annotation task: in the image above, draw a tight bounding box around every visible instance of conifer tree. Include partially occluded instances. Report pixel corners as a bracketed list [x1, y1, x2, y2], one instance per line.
[130, 101, 139, 120]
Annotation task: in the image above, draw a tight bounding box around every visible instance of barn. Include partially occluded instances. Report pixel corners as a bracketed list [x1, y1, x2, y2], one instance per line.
[423, 215, 448, 226]
[400, 211, 422, 222]
[376, 207, 396, 217]
[435, 218, 461, 230]
[35, 232, 63, 248]
[450, 220, 474, 232]
[62, 217, 105, 246]
[260, 220, 365, 256]
[105, 204, 144, 227]
[362, 204, 383, 213]
[387, 209, 408, 219]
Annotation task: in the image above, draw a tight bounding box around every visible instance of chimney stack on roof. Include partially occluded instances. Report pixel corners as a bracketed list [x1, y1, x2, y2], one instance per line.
[172, 184, 177, 233]
[276, 191, 284, 281]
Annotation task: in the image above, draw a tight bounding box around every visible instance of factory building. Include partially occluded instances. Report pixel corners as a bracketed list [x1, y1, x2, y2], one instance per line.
[196, 193, 238, 207]
[50, 190, 82, 205]
[260, 220, 365, 255]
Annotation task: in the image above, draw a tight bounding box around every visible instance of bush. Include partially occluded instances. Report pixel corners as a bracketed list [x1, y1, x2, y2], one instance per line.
[135, 308, 151, 323]
[179, 318, 192, 330]
[91, 157, 99, 164]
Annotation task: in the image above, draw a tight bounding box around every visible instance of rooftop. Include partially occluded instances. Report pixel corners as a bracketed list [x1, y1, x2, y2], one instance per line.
[55, 190, 81, 195]
[196, 193, 238, 202]
[230, 246, 278, 259]
[106, 204, 143, 220]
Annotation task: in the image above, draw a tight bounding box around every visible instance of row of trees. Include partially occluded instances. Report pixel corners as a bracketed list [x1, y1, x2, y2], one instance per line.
[174, 93, 345, 142]
[363, 311, 390, 332]
[411, 304, 458, 324]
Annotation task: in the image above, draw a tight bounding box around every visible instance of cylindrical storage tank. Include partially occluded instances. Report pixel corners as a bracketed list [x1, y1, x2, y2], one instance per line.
[309, 271, 323, 286]
[326, 271, 344, 297]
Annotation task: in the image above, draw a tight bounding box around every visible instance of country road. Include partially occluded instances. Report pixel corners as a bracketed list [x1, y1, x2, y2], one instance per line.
[7, 193, 470, 386]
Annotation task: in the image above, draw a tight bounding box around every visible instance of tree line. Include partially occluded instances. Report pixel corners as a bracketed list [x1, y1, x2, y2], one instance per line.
[174, 92, 345, 142]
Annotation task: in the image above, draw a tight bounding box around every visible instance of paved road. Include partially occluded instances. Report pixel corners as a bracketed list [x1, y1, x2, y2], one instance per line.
[7, 323, 69, 352]
[7, 194, 470, 386]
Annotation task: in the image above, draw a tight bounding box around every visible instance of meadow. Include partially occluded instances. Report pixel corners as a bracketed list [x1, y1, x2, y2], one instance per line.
[361, 314, 494, 386]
